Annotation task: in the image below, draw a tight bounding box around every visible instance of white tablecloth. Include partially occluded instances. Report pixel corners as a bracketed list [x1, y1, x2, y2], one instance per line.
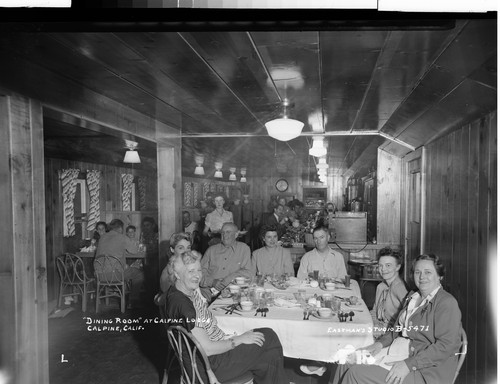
[211, 280, 374, 362]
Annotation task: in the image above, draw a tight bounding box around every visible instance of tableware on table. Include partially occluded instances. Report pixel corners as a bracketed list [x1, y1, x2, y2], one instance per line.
[323, 294, 332, 309]
[324, 282, 336, 291]
[310, 280, 319, 288]
[345, 275, 351, 288]
[318, 307, 332, 318]
[349, 311, 355, 321]
[228, 284, 240, 294]
[232, 291, 241, 304]
[235, 277, 246, 285]
[240, 300, 253, 311]
[310, 310, 335, 320]
[287, 276, 300, 286]
[255, 274, 265, 287]
[264, 289, 275, 306]
[313, 270, 319, 281]
[331, 298, 342, 313]
[348, 296, 358, 305]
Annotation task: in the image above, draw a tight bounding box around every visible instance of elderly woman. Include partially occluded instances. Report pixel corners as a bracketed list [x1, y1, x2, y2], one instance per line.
[159, 232, 192, 292]
[370, 248, 409, 338]
[252, 225, 294, 277]
[332, 254, 462, 384]
[164, 250, 290, 384]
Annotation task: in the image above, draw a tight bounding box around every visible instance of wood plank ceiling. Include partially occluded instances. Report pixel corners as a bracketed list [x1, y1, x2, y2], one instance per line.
[0, 17, 496, 178]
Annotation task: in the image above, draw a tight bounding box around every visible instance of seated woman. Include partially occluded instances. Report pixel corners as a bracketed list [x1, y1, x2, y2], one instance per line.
[159, 232, 192, 292]
[252, 225, 294, 277]
[370, 248, 409, 338]
[163, 250, 290, 384]
[331, 254, 462, 384]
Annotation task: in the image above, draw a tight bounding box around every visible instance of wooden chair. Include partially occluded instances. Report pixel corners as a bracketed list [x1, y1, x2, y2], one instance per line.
[154, 292, 253, 384]
[453, 328, 468, 384]
[56, 253, 95, 312]
[93, 255, 129, 313]
[167, 325, 253, 384]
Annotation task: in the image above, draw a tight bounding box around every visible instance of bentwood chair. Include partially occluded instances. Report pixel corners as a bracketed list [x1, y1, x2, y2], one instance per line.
[167, 326, 253, 384]
[93, 255, 129, 313]
[56, 253, 95, 312]
[154, 292, 253, 384]
[453, 328, 468, 384]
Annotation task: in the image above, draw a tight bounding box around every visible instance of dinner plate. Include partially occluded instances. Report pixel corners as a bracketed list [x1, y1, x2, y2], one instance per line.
[346, 302, 362, 307]
[310, 312, 336, 321]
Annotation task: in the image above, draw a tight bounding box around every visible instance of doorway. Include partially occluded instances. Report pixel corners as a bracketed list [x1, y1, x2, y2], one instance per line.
[403, 148, 425, 282]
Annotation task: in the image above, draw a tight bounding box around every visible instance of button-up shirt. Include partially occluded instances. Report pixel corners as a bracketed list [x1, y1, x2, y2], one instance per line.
[296, 247, 347, 280]
[205, 209, 233, 233]
[399, 285, 442, 337]
[200, 241, 252, 287]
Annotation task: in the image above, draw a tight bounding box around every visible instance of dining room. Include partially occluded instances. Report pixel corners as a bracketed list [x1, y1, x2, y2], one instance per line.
[0, 10, 496, 384]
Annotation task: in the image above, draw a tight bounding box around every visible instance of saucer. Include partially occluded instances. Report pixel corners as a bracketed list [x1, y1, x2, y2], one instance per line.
[311, 312, 335, 320]
[346, 302, 362, 306]
[240, 307, 254, 312]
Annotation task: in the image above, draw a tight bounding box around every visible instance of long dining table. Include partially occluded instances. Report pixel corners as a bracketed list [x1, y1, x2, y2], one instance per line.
[211, 280, 374, 363]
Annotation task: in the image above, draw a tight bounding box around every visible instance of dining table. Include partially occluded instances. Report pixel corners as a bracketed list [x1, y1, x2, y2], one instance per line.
[210, 279, 374, 363]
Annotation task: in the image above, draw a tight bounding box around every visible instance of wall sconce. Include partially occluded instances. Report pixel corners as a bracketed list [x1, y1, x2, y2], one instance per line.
[194, 154, 205, 175]
[214, 161, 223, 178]
[240, 168, 247, 183]
[123, 141, 141, 164]
[229, 167, 237, 181]
[309, 137, 327, 158]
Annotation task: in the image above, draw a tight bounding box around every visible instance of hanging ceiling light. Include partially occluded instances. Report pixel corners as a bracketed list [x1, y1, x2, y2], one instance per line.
[123, 141, 141, 164]
[229, 167, 237, 181]
[214, 161, 223, 178]
[265, 99, 304, 142]
[309, 137, 327, 157]
[240, 168, 247, 183]
[316, 157, 329, 170]
[194, 154, 205, 175]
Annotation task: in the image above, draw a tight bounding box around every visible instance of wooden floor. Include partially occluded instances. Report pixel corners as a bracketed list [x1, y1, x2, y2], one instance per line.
[48, 299, 335, 384]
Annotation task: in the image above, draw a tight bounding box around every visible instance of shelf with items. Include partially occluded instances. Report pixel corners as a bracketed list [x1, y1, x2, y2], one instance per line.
[303, 187, 327, 210]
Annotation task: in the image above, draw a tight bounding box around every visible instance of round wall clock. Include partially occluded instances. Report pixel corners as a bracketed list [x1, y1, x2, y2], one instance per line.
[275, 178, 289, 192]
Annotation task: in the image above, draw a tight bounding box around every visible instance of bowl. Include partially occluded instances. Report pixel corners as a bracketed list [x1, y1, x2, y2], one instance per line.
[318, 308, 332, 318]
[235, 277, 246, 285]
[240, 300, 253, 311]
[348, 296, 358, 305]
[325, 282, 336, 291]
[228, 284, 240, 294]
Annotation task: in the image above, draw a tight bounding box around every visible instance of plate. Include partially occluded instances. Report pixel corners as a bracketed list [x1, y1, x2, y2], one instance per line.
[346, 302, 362, 307]
[240, 307, 254, 312]
[310, 311, 336, 320]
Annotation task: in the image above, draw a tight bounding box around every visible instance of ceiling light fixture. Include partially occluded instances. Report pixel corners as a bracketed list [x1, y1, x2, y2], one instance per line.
[240, 168, 247, 183]
[123, 141, 141, 164]
[265, 99, 304, 142]
[309, 137, 327, 157]
[214, 161, 223, 178]
[194, 154, 205, 175]
[316, 157, 329, 170]
[229, 167, 237, 181]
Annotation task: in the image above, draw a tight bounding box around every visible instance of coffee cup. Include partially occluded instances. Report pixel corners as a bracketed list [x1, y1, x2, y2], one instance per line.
[228, 284, 240, 294]
[349, 296, 358, 305]
[318, 308, 332, 318]
[240, 300, 253, 311]
[235, 277, 246, 285]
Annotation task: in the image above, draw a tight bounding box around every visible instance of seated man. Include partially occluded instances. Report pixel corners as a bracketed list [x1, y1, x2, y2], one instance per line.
[265, 202, 288, 238]
[96, 218, 144, 303]
[162, 250, 290, 383]
[200, 222, 253, 291]
[296, 225, 347, 280]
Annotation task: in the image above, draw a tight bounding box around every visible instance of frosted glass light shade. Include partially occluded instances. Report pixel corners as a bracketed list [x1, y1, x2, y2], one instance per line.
[317, 157, 329, 169]
[240, 176, 247, 183]
[214, 170, 223, 178]
[309, 138, 327, 157]
[194, 166, 205, 175]
[123, 150, 141, 163]
[265, 118, 304, 141]
[229, 173, 237, 181]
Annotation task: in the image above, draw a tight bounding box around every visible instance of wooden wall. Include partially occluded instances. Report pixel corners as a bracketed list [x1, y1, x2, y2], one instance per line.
[423, 111, 497, 384]
[44, 157, 157, 302]
[376, 149, 402, 245]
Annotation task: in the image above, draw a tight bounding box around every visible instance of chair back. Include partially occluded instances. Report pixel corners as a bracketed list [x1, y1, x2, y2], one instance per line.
[453, 328, 468, 383]
[56, 253, 87, 284]
[167, 325, 213, 384]
[94, 255, 125, 283]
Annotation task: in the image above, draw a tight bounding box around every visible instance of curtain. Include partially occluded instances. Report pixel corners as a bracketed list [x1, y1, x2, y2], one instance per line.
[121, 173, 135, 211]
[138, 176, 147, 211]
[59, 168, 80, 237]
[86, 169, 101, 231]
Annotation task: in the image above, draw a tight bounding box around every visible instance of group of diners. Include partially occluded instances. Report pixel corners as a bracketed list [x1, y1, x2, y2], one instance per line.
[159, 220, 463, 384]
